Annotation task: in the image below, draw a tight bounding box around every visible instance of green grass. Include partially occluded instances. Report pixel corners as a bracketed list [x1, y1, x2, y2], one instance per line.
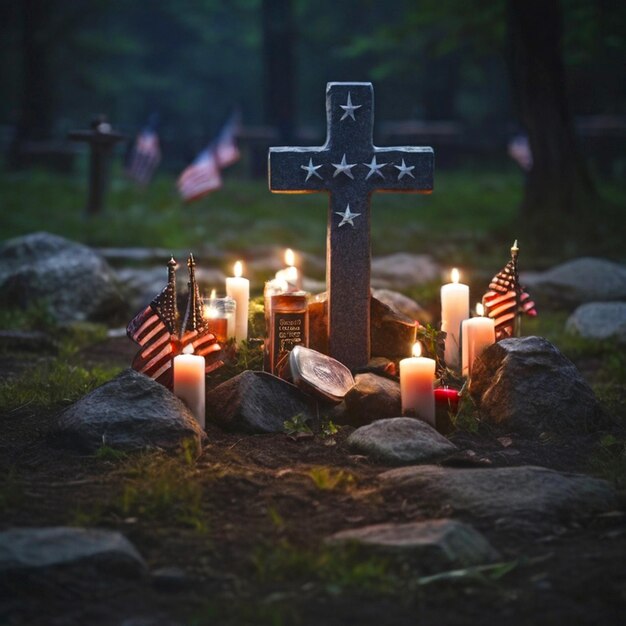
[74, 447, 208, 531]
[0, 361, 120, 412]
[307, 466, 356, 491]
[0, 165, 529, 268]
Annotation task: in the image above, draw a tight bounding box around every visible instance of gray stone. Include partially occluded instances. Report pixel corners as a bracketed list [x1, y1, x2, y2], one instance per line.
[327, 519, 500, 569]
[206, 370, 314, 433]
[379, 465, 616, 533]
[347, 417, 457, 464]
[269, 82, 434, 370]
[0, 527, 146, 577]
[566, 301, 626, 344]
[469, 336, 604, 435]
[0, 232, 126, 323]
[343, 373, 401, 425]
[118, 265, 226, 312]
[57, 369, 207, 453]
[372, 288, 431, 324]
[521, 257, 626, 310]
[371, 253, 441, 289]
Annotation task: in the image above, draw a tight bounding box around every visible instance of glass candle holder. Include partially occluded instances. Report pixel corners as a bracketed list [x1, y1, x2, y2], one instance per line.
[264, 278, 288, 370]
[268, 291, 309, 375]
[204, 296, 236, 344]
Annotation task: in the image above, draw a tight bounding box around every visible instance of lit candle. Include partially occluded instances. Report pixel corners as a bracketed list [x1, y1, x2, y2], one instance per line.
[275, 248, 300, 291]
[441, 268, 470, 370]
[461, 303, 496, 377]
[173, 344, 205, 428]
[225, 261, 249, 343]
[204, 289, 228, 345]
[399, 342, 436, 427]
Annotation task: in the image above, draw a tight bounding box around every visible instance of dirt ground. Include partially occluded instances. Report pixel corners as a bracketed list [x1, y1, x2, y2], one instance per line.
[0, 337, 625, 626]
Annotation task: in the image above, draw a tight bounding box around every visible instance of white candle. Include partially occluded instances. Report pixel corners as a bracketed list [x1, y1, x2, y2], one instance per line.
[461, 303, 496, 377]
[399, 342, 436, 427]
[441, 268, 470, 370]
[275, 248, 300, 291]
[173, 345, 206, 428]
[226, 260, 249, 343]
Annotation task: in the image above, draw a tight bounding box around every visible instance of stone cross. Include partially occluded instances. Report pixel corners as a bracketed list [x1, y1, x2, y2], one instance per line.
[68, 116, 127, 216]
[269, 82, 434, 369]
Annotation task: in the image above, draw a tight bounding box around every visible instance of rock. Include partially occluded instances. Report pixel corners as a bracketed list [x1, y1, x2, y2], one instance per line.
[343, 373, 401, 425]
[521, 258, 626, 310]
[57, 369, 207, 453]
[205, 370, 314, 433]
[372, 288, 431, 324]
[469, 336, 604, 435]
[118, 265, 226, 312]
[371, 253, 440, 289]
[327, 519, 500, 569]
[0, 232, 126, 323]
[347, 417, 457, 464]
[308, 293, 417, 359]
[0, 527, 146, 578]
[151, 566, 192, 591]
[566, 302, 626, 344]
[379, 465, 616, 534]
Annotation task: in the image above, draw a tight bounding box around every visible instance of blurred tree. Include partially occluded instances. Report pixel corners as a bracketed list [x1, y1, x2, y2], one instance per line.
[262, 0, 296, 141]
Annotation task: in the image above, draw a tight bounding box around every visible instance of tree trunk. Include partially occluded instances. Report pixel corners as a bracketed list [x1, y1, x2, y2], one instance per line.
[261, 0, 296, 143]
[507, 0, 597, 246]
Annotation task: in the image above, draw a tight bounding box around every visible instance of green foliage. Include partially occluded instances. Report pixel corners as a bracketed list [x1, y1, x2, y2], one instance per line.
[320, 417, 339, 437]
[76, 447, 208, 531]
[0, 361, 120, 412]
[252, 540, 395, 595]
[307, 466, 355, 491]
[0, 302, 57, 333]
[93, 445, 128, 462]
[283, 414, 313, 436]
[452, 392, 480, 433]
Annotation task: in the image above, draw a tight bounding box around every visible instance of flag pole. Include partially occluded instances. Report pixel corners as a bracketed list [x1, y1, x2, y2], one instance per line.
[511, 239, 522, 337]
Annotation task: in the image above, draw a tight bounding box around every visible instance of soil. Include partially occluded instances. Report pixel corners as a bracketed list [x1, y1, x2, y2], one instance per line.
[0, 337, 625, 626]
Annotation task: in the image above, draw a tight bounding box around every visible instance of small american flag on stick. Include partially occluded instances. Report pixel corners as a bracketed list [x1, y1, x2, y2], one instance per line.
[177, 147, 222, 203]
[482, 240, 537, 340]
[126, 117, 161, 185]
[127, 255, 222, 389]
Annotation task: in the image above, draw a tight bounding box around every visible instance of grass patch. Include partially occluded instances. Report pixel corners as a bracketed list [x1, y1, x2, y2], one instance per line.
[75, 447, 208, 532]
[307, 466, 355, 491]
[0, 361, 120, 412]
[252, 539, 395, 595]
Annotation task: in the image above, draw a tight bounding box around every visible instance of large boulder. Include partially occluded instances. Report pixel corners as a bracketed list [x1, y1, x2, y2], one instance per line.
[326, 519, 500, 570]
[372, 288, 431, 324]
[566, 302, 626, 345]
[308, 293, 416, 359]
[521, 258, 626, 310]
[468, 336, 603, 435]
[347, 417, 457, 465]
[0, 527, 146, 578]
[57, 369, 207, 453]
[380, 465, 617, 534]
[343, 373, 401, 425]
[206, 370, 315, 433]
[371, 253, 440, 289]
[0, 232, 126, 323]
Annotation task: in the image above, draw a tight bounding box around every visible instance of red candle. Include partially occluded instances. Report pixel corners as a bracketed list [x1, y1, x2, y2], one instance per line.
[434, 387, 460, 434]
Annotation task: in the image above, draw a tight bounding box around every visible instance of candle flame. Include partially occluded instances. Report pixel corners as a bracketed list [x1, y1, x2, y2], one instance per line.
[210, 288, 217, 299]
[182, 344, 194, 355]
[451, 268, 460, 284]
[412, 342, 422, 358]
[234, 261, 243, 278]
[285, 248, 295, 267]
[476, 302, 484, 316]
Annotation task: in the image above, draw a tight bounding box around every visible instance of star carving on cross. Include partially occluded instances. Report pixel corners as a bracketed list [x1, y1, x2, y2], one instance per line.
[335, 204, 361, 227]
[339, 92, 362, 121]
[302, 154, 418, 182]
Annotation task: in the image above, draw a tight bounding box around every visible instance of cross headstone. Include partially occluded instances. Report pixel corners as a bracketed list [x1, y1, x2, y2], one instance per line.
[269, 82, 434, 370]
[68, 116, 127, 216]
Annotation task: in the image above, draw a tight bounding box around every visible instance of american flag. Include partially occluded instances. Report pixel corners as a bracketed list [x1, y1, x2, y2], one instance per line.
[126, 119, 161, 185]
[482, 241, 537, 340]
[177, 147, 222, 202]
[127, 256, 222, 389]
[214, 110, 241, 168]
